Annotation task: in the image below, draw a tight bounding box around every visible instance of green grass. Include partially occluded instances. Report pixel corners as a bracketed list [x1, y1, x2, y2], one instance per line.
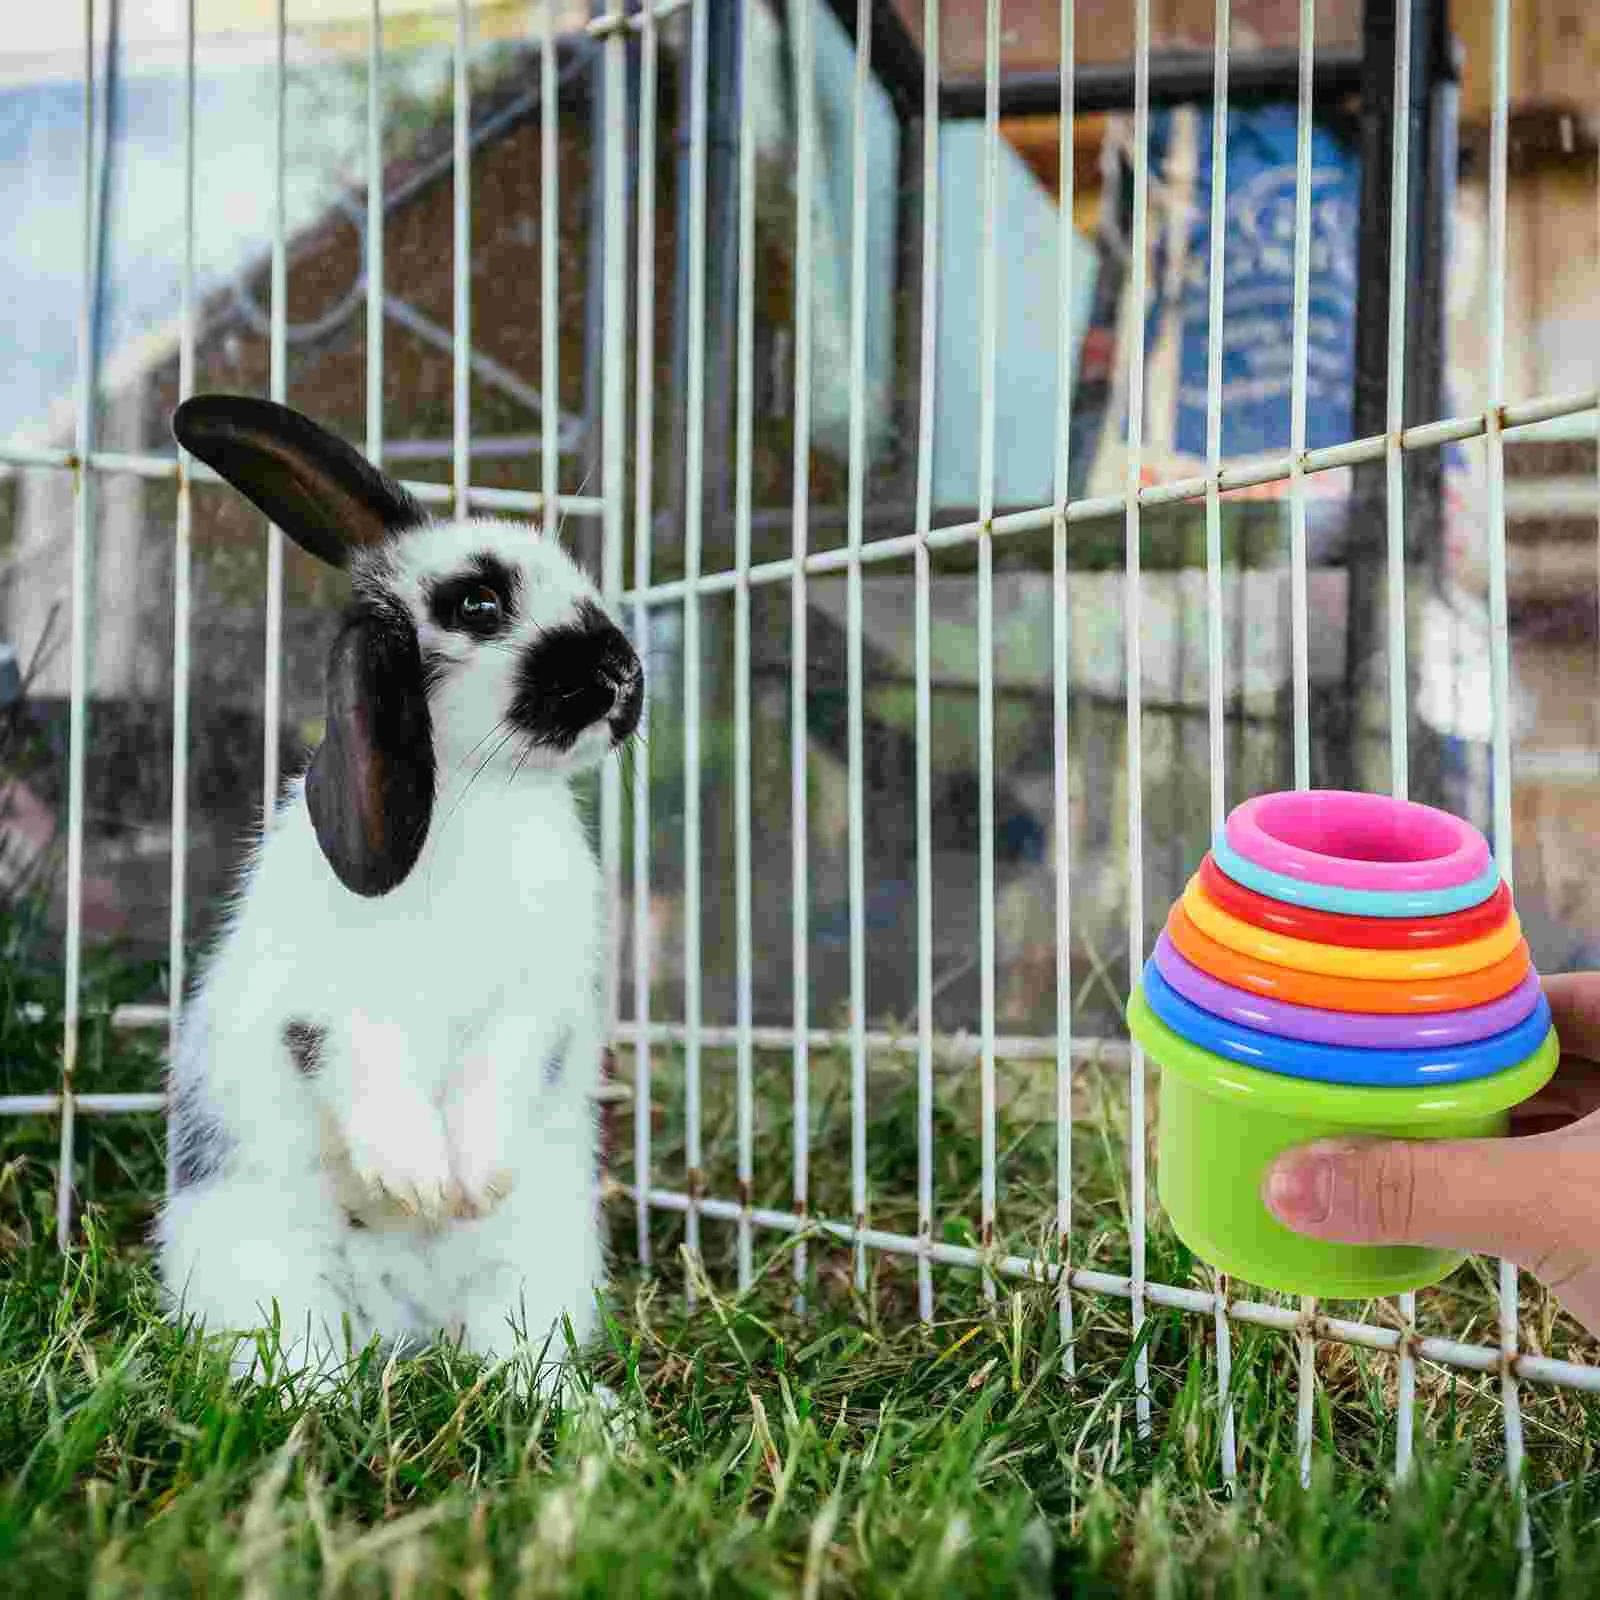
[4, 940, 1600, 1594]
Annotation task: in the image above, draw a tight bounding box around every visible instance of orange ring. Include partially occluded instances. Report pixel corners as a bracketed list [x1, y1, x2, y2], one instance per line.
[1164, 902, 1532, 1014]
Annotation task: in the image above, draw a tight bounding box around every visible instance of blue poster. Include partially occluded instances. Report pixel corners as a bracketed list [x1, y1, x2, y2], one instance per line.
[1173, 103, 1362, 461]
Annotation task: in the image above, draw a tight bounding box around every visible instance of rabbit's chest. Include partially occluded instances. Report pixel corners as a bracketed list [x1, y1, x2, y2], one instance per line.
[353, 813, 603, 1007]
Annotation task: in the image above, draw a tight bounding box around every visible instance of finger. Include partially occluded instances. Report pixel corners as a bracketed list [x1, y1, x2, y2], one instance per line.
[1540, 972, 1600, 1061]
[1262, 1131, 1597, 1263]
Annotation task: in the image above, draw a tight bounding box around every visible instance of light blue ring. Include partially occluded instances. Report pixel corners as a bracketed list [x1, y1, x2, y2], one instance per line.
[1141, 960, 1552, 1086]
[1212, 831, 1502, 919]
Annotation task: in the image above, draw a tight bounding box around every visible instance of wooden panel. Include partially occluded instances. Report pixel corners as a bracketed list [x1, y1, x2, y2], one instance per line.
[892, 0, 1600, 133]
[890, 0, 1360, 76]
[1450, 164, 1600, 413]
[1456, 0, 1600, 123]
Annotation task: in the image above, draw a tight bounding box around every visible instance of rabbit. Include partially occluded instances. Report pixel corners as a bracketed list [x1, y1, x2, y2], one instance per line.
[152, 395, 642, 1385]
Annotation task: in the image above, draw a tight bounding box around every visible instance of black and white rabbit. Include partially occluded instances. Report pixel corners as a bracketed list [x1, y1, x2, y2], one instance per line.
[154, 396, 641, 1382]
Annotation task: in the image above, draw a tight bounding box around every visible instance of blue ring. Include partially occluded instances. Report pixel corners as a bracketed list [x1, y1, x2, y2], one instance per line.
[1211, 832, 1503, 919]
[1140, 960, 1552, 1086]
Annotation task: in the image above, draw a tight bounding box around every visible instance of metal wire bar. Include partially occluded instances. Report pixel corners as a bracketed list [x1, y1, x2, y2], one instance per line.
[1204, 0, 1238, 1493]
[1289, 0, 1317, 1491]
[367, 0, 384, 467]
[58, 0, 97, 1251]
[1287, 0, 1314, 791]
[0, 441, 606, 515]
[975, 0, 1000, 1306]
[166, 0, 198, 1205]
[263, 0, 287, 819]
[85, 1004, 1148, 1065]
[1126, 0, 1152, 1438]
[598, 0, 628, 1126]
[0, 391, 1588, 533]
[1204, 10, 1230, 840]
[1384, 0, 1413, 811]
[631, 0, 662, 1274]
[617, 1182, 1600, 1395]
[1384, 0, 1418, 1489]
[682, 0, 709, 1295]
[912, 0, 940, 1329]
[733, 0, 758, 1293]
[790, 0, 817, 1310]
[1051, 0, 1077, 1381]
[1483, 0, 1532, 1577]
[845, 0, 872, 1294]
[454, 0, 471, 520]
[1297, 1291, 1317, 1487]
[598, 389, 1600, 606]
[542, 0, 559, 523]
[8, 1094, 168, 1117]
[562, 1021, 1140, 1063]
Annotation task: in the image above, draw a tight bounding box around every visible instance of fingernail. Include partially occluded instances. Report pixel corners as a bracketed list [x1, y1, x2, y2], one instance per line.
[1265, 1149, 1334, 1226]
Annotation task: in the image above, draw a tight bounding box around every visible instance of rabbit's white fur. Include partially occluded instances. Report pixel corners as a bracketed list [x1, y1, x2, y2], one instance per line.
[155, 517, 627, 1382]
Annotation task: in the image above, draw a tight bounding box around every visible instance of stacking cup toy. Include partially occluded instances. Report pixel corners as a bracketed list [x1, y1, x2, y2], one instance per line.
[1128, 790, 1561, 1298]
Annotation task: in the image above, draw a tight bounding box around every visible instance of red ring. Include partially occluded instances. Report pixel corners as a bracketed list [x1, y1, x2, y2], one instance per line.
[1199, 853, 1512, 950]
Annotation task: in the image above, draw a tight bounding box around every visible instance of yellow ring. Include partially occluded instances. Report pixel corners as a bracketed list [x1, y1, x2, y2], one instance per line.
[1180, 878, 1523, 980]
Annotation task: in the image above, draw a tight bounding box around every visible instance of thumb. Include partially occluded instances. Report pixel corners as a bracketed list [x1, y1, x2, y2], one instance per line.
[1262, 1132, 1583, 1264]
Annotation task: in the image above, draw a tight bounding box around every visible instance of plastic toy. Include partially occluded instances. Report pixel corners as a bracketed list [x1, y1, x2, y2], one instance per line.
[1210, 830, 1503, 917]
[1195, 854, 1514, 949]
[1129, 991, 1560, 1298]
[1225, 789, 1490, 892]
[1141, 963, 1552, 1085]
[1165, 903, 1533, 1014]
[1128, 789, 1560, 1298]
[1180, 877, 1523, 980]
[1152, 932, 1543, 1047]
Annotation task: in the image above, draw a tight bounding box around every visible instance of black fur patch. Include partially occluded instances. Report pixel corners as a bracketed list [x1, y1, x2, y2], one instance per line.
[344, 1210, 368, 1231]
[305, 594, 437, 897]
[170, 1074, 234, 1191]
[171, 395, 429, 569]
[284, 1019, 327, 1077]
[426, 553, 522, 638]
[510, 600, 643, 750]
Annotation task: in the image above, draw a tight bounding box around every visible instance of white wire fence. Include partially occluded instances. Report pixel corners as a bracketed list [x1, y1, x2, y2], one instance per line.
[2, 0, 1599, 1560]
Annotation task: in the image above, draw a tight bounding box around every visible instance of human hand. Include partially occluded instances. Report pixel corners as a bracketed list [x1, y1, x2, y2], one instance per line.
[1262, 971, 1600, 1337]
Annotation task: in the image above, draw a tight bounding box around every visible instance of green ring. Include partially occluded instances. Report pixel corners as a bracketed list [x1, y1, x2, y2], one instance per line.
[1127, 985, 1560, 1123]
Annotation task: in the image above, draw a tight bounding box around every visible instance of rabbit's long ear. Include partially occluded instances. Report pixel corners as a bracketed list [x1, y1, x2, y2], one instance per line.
[172, 394, 427, 568]
[305, 600, 436, 896]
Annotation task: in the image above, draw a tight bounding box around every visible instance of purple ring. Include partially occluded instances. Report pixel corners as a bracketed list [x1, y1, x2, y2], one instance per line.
[1152, 930, 1542, 1047]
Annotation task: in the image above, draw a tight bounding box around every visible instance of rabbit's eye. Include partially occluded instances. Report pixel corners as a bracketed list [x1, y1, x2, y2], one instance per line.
[428, 559, 518, 636]
[454, 585, 503, 630]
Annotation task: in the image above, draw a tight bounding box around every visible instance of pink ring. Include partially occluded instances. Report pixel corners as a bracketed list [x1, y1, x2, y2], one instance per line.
[1225, 790, 1490, 894]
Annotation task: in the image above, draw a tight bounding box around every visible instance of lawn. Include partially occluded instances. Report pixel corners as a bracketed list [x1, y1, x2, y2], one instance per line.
[3, 928, 1600, 1595]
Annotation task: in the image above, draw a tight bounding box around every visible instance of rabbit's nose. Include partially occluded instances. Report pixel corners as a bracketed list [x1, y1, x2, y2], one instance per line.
[602, 651, 644, 741]
[608, 669, 644, 742]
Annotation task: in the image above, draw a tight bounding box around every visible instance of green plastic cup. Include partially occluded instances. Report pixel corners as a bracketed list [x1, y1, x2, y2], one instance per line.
[1128, 985, 1561, 1298]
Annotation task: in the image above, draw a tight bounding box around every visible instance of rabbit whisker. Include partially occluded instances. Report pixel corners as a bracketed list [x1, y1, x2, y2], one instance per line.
[458, 715, 516, 767]
[509, 734, 542, 785]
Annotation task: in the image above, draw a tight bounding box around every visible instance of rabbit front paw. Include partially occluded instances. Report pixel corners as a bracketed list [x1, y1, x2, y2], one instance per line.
[343, 1097, 459, 1222]
[445, 1063, 516, 1220]
[450, 1149, 516, 1220]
